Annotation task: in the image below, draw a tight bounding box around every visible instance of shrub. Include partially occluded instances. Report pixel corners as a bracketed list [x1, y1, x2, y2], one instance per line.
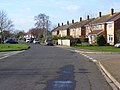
[76, 38, 81, 44]
[83, 38, 89, 42]
[52, 35, 58, 40]
[97, 35, 106, 46]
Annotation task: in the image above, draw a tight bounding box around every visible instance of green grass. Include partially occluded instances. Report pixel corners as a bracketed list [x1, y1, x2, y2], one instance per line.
[0, 44, 29, 51]
[72, 45, 120, 52]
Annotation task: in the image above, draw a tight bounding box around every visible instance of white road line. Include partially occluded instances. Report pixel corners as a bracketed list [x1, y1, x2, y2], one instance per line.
[65, 48, 119, 90]
[0, 50, 25, 60]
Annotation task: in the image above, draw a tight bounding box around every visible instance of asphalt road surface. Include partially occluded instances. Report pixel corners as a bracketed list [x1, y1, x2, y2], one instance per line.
[0, 44, 112, 90]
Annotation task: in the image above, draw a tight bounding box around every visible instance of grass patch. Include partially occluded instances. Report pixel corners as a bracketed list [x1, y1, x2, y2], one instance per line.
[0, 44, 29, 51]
[72, 45, 120, 52]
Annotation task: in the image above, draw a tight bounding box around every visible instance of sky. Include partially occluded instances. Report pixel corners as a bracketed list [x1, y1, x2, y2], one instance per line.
[0, 0, 120, 32]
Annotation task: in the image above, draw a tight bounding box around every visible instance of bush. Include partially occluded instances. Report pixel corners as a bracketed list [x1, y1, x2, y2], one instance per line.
[76, 38, 81, 44]
[58, 36, 73, 39]
[83, 38, 89, 42]
[97, 35, 106, 46]
[52, 35, 58, 40]
[70, 38, 82, 46]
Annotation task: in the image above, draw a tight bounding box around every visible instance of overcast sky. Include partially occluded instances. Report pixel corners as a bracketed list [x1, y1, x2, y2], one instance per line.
[0, 0, 120, 32]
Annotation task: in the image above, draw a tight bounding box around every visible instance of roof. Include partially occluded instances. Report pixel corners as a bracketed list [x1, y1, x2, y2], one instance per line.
[51, 24, 73, 32]
[91, 12, 120, 24]
[52, 12, 120, 32]
[88, 30, 104, 35]
[69, 18, 94, 29]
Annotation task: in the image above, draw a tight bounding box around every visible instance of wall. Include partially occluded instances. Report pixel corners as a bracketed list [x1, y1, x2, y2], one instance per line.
[59, 30, 67, 37]
[115, 18, 120, 44]
[106, 21, 114, 45]
[52, 31, 57, 36]
[70, 28, 81, 38]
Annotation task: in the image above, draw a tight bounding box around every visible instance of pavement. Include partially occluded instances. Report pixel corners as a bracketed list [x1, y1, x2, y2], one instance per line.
[56, 45, 120, 90]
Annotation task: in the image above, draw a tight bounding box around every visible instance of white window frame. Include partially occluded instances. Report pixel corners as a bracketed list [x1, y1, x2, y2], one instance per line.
[108, 34, 113, 42]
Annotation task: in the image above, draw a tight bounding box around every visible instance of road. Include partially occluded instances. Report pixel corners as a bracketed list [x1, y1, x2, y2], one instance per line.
[0, 44, 112, 90]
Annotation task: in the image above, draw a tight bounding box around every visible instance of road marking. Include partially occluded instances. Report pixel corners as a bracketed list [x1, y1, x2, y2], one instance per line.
[0, 50, 25, 60]
[57, 47, 120, 90]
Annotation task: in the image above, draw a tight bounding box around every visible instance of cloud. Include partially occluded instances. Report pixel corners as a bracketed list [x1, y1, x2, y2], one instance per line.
[61, 5, 81, 13]
[26, 8, 31, 11]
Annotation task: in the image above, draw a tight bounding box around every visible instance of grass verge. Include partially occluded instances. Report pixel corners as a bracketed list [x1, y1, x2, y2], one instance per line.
[72, 45, 120, 52]
[0, 44, 30, 52]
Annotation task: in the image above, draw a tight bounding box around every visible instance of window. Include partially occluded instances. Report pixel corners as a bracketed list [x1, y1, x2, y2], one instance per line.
[96, 25, 99, 30]
[108, 35, 113, 42]
[108, 23, 112, 28]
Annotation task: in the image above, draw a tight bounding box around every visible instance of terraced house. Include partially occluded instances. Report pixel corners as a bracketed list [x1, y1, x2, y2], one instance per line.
[52, 21, 74, 37]
[52, 17, 94, 39]
[87, 8, 120, 45]
[68, 17, 94, 39]
[52, 8, 120, 45]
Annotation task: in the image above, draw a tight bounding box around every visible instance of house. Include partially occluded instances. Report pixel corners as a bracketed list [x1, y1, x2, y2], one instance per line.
[52, 8, 120, 45]
[86, 8, 120, 45]
[52, 17, 94, 39]
[69, 17, 94, 39]
[52, 21, 73, 37]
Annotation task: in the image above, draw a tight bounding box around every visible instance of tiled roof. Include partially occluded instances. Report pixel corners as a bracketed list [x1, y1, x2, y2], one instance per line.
[51, 27, 59, 32]
[69, 18, 94, 29]
[88, 30, 104, 35]
[52, 12, 120, 32]
[108, 12, 120, 22]
[91, 12, 120, 24]
[52, 24, 73, 32]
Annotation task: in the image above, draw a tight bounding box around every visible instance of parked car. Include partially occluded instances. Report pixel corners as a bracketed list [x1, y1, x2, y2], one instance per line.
[114, 43, 120, 48]
[26, 38, 31, 43]
[44, 40, 54, 46]
[33, 39, 40, 44]
[26, 38, 34, 43]
[4, 39, 18, 44]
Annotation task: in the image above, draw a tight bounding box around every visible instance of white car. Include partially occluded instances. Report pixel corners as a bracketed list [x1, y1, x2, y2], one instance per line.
[114, 43, 120, 48]
[26, 38, 31, 43]
[33, 39, 40, 44]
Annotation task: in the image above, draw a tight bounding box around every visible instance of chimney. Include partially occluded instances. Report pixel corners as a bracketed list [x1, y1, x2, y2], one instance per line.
[72, 19, 74, 23]
[111, 8, 114, 15]
[58, 23, 60, 27]
[87, 15, 89, 20]
[62, 23, 63, 26]
[80, 17, 82, 22]
[67, 21, 69, 25]
[99, 12, 102, 17]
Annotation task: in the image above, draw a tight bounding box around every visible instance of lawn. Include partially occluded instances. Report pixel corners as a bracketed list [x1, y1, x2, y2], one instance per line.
[0, 44, 29, 51]
[72, 45, 120, 52]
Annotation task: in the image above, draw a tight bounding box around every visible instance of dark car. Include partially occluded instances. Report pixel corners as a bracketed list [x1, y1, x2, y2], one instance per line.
[4, 39, 18, 44]
[44, 40, 54, 46]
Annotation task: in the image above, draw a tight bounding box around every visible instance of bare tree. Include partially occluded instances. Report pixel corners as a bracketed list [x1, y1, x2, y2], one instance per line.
[34, 13, 51, 38]
[28, 28, 44, 38]
[0, 10, 14, 43]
